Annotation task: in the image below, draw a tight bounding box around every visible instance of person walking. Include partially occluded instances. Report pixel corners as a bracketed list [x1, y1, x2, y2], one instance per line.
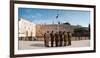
[50, 31, 55, 47]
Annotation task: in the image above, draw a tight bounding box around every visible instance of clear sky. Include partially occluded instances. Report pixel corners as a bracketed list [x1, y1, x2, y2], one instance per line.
[18, 8, 90, 27]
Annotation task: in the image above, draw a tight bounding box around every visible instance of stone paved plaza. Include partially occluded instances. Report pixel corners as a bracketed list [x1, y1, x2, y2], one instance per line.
[18, 40, 90, 50]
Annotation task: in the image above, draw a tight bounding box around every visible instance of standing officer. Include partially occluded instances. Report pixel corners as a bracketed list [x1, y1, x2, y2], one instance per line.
[50, 31, 55, 47]
[67, 32, 72, 46]
[44, 31, 50, 47]
[44, 33, 47, 47]
[55, 32, 59, 47]
[63, 31, 68, 46]
[46, 31, 50, 47]
[59, 31, 63, 46]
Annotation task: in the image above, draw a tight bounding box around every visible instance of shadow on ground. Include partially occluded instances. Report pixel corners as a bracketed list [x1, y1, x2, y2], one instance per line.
[30, 43, 45, 47]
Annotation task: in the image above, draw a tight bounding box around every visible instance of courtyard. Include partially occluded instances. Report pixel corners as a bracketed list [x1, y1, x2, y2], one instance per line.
[18, 40, 90, 50]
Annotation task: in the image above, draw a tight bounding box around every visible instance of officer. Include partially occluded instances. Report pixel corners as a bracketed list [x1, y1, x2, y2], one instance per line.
[67, 32, 72, 46]
[44, 33, 47, 47]
[44, 31, 50, 47]
[55, 32, 59, 47]
[63, 31, 68, 46]
[59, 31, 63, 46]
[50, 31, 55, 47]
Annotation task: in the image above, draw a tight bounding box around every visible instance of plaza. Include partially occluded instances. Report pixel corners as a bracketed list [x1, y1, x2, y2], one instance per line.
[18, 39, 90, 50]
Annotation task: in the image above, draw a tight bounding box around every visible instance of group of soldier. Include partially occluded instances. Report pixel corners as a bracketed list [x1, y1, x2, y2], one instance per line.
[44, 30, 72, 47]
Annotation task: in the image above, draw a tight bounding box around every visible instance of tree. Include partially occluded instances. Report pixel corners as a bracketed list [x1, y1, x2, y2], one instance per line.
[76, 25, 82, 28]
[63, 22, 71, 25]
[73, 28, 89, 40]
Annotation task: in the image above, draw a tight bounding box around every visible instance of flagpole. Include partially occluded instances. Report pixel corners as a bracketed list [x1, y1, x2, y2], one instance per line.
[56, 13, 59, 32]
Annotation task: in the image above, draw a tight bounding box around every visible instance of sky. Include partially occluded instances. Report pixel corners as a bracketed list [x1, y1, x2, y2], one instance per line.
[18, 8, 90, 27]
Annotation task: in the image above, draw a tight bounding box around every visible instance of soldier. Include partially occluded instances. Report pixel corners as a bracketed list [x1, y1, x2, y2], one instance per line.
[44, 31, 50, 47]
[50, 31, 55, 47]
[25, 31, 28, 41]
[55, 32, 59, 47]
[44, 33, 47, 47]
[63, 31, 68, 46]
[59, 31, 63, 46]
[67, 32, 72, 46]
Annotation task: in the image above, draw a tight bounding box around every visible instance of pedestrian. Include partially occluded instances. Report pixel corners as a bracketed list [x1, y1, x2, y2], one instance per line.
[50, 31, 55, 47]
[67, 32, 72, 46]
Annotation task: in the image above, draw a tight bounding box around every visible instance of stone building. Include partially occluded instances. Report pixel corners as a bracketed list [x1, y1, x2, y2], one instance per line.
[18, 18, 36, 41]
[35, 24, 82, 40]
[19, 18, 89, 41]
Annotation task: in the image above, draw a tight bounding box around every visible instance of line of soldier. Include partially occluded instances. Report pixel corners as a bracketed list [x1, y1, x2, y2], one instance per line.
[44, 30, 72, 47]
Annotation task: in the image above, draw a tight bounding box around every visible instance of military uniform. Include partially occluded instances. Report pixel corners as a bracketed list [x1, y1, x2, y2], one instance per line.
[55, 32, 59, 47]
[67, 32, 72, 46]
[59, 31, 63, 46]
[63, 32, 68, 46]
[44, 32, 50, 47]
[44, 33, 46, 47]
[50, 31, 55, 47]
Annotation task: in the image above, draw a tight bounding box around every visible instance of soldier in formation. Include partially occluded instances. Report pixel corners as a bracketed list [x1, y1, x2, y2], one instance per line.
[44, 31, 72, 47]
[67, 32, 72, 46]
[55, 31, 59, 47]
[44, 31, 50, 47]
[50, 31, 55, 47]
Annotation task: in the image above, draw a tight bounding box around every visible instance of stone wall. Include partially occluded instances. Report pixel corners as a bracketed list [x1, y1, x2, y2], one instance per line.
[36, 24, 77, 40]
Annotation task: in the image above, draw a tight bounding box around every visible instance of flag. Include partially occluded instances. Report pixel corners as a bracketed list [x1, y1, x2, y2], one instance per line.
[56, 14, 59, 19]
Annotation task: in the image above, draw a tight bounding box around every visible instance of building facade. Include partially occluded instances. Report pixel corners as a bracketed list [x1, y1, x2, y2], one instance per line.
[19, 19, 89, 41]
[19, 18, 36, 41]
[35, 24, 82, 40]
